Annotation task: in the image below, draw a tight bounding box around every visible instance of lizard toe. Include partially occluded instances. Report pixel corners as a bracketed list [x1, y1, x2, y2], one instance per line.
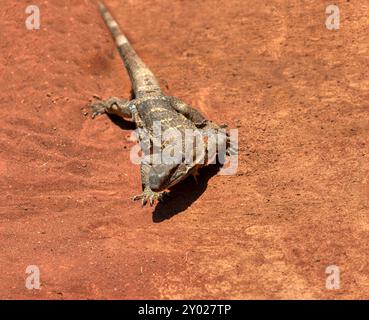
[149, 196, 155, 206]
[141, 198, 148, 207]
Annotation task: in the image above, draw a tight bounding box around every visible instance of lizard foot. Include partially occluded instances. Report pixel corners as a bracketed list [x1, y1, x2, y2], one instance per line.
[90, 101, 107, 119]
[133, 189, 169, 207]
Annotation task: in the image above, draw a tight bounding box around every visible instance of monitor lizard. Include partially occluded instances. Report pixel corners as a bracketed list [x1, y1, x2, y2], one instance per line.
[90, 2, 230, 207]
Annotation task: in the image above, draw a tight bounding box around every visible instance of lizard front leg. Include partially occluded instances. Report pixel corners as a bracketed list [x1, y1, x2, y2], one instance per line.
[90, 97, 132, 119]
[133, 159, 169, 207]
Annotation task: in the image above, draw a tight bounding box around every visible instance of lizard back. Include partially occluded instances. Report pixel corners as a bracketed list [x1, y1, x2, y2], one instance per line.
[135, 97, 198, 134]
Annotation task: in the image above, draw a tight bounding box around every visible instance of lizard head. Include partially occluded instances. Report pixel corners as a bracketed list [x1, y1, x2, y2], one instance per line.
[148, 162, 198, 192]
[147, 126, 207, 192]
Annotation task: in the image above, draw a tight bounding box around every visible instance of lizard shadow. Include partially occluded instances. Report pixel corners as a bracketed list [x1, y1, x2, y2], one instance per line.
[151, 164, 221, 223]
[107, 114, 136, 130]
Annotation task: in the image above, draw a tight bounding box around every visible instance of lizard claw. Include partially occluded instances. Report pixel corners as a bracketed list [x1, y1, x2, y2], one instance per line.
[141, 197, 148, 207]
[133, 189, 169, 207]
[149, 196, 154, 206]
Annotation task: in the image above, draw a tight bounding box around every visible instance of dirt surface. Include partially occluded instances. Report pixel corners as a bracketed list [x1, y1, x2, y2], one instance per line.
[1, 0, 368, 299]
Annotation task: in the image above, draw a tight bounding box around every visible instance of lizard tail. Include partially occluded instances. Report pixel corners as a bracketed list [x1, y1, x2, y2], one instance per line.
[97, 1, 162, 98]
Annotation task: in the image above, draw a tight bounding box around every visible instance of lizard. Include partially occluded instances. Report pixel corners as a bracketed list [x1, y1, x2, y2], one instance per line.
[90, 1, 229, 207]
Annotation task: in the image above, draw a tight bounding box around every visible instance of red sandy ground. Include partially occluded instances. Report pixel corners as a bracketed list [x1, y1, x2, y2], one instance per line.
[0, 0, 368, 299]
